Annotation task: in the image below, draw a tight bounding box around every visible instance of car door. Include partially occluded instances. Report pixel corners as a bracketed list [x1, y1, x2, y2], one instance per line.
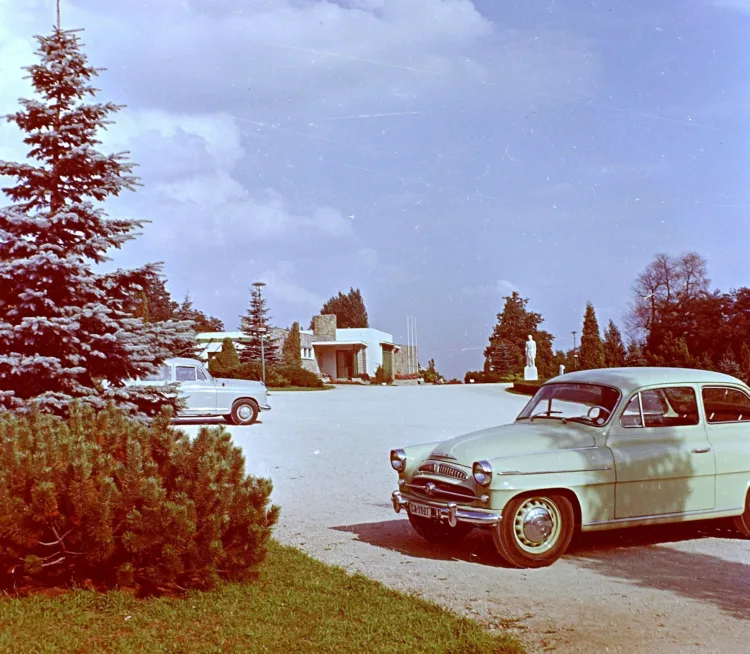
[606, 384, 715, 520]
[700, 385, 750, 511]
[175, 364, 217, 415]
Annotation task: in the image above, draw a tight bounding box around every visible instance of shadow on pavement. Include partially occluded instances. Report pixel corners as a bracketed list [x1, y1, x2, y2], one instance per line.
[330, 518, 508, 567]
[568, 537, 750, 620]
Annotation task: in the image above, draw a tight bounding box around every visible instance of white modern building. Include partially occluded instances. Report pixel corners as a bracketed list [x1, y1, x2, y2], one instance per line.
[197, 314, 413, 381]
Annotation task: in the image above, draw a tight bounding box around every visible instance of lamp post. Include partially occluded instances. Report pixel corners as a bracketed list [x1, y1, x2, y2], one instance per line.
[571, 331, 578, 370]
[258, 327, 267, 385]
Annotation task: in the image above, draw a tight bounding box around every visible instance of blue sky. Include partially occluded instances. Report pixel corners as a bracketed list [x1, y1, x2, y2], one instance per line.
[1, 0, 749, 378]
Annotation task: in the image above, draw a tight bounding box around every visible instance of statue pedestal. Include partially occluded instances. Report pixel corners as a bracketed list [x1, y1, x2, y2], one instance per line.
[524, 366, 538, 381]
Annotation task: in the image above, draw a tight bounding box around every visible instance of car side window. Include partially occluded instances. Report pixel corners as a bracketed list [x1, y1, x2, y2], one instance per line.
[702, 386, 750, 423]
[642, 387, 699, 427]
[620, 395, 643, 428]
[176, 366, 197, 382]
[144, 365, 171, 382]
[196, 367, 208, 382]
[620, 387, 699, 428]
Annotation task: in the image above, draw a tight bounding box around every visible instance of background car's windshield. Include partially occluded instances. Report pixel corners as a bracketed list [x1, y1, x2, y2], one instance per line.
[517, 383, 620, 423]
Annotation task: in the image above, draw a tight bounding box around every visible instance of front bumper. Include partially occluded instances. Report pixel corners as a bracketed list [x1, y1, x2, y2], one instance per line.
[391, 490, 501, 528]
[259, 403, 271, 411]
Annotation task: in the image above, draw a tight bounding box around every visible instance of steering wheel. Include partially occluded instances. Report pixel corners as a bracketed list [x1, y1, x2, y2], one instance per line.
[587, 405, 610, 424]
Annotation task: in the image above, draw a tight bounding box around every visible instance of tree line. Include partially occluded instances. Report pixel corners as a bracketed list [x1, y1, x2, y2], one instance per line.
[474, 251, 750, 384]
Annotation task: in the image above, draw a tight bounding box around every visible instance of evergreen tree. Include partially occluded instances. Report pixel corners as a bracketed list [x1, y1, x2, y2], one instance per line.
[603, 320, 626, 367]
[0, 26, 189, 417]
[624, 341, 648, 367]
[129, 274, 178, 323]
[209, 338, 241, 378]
[484, 292, 554, 377]
[282, 322, 302, 368]
[314, 287, 369, 328]
[578, 302, 605, 370]
[240, 285, 279, 366]
[649, 332, 697, 368]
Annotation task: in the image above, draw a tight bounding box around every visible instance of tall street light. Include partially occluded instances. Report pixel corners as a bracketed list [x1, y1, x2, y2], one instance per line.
[571, 331, 578, 370]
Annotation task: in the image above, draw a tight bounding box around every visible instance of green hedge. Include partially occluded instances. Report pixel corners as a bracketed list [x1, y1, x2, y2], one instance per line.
[511, 380, 546, 395]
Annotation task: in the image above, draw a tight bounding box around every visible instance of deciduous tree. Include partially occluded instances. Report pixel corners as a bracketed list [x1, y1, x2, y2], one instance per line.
[315, 287, 369, 328]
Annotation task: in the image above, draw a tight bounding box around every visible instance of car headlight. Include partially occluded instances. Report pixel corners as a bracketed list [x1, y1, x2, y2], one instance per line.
[473, 460, 492, 486]
[390, 448, 407, 472]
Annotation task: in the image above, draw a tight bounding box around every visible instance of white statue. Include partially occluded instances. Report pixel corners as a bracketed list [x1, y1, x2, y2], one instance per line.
[524, 335, 538, 381]
[525, 335, 537, 368]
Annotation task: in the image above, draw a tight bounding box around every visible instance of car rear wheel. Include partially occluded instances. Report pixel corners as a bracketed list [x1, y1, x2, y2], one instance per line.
[493, 493, 575, 568]
[733, 491, 750, 538]
[407, 511, 473, 545]
[229, 399, 259, 426]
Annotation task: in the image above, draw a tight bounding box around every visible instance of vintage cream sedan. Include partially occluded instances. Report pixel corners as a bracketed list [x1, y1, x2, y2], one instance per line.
[134, 357, 271, 425]
[389, 367, 750, 568]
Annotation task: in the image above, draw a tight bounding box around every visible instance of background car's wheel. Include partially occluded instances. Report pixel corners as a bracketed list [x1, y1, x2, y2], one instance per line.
[733, 491, 750, 537]
[229, 399, 259, 426]
[407, 511, 473, 545]
[492, 493, 575, 568]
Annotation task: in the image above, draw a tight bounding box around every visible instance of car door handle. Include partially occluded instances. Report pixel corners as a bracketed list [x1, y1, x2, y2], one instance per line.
[691, 447, 712, 454]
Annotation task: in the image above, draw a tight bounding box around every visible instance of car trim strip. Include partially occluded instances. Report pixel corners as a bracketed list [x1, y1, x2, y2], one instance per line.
[583, 505, 743, 527]
[496, 466, 612, 476]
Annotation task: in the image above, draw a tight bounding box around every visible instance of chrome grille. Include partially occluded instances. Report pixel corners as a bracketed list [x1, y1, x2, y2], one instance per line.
[408, 478, 477, 501]
[417, 462, 468, 480]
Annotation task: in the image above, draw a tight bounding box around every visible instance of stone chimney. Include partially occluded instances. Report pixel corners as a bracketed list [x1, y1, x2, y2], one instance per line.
[312, 314, 337, 341]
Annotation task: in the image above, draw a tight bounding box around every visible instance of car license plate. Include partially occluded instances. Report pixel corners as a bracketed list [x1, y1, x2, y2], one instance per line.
[409, 502, 433, 518]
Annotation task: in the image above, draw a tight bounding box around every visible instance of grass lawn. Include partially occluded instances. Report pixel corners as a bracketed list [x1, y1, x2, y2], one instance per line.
[267, 384, 335, 391]
[0, 541, 523, 654]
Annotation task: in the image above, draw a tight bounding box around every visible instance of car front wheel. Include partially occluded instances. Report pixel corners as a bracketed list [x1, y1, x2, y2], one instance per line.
[228, 399, 259, 426]
[407, 511, 473, 545]
[492, 493, 575, 568]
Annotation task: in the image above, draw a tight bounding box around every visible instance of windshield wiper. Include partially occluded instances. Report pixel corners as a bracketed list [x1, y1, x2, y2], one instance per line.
[530, 411, 563, 422]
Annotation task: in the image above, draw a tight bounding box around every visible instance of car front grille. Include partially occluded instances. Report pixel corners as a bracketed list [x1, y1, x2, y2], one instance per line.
[417, 462, 468, 480]
[408, 478, 477, 501]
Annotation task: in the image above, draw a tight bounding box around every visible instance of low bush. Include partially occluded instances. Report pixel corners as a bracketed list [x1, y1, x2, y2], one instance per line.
[279, 366, 324, 389]
[373, 365, 392, 385]
[463, 370, 510, 384]
[0, 404, 279, 594]
[395, 373, 420, 380]
[512, 380, 545, 395]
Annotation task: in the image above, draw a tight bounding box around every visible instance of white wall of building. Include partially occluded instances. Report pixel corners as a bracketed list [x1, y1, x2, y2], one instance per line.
[337, 328, 393, 376]
[317, 348, 337, 378]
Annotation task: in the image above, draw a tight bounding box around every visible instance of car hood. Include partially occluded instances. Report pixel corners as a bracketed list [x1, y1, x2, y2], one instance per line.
[427, 420, 597, 465]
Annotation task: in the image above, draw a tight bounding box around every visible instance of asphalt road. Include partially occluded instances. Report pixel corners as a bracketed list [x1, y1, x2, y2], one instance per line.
[178, 384, 750, 653]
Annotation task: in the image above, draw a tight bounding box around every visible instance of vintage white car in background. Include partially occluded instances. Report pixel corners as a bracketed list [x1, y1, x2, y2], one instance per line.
[137, 357, 270, 425]
[390, 367, 750, 568]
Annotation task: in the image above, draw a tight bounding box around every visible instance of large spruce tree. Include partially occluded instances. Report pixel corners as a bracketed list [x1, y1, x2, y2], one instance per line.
[578, 302, 606, 370]
[0, 25, 190, 416]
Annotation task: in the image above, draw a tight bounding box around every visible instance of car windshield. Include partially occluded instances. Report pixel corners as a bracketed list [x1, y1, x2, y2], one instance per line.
[517, 383, 621, 425]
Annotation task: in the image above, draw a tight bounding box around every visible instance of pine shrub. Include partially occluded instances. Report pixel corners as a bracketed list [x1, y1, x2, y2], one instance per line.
[280, 366, 324, 388]
[0, 403, 279, 594]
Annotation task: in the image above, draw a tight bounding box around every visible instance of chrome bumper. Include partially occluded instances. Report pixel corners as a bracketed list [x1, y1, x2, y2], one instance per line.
[260, 403, 271, 411]
[391, 490, 501, 528]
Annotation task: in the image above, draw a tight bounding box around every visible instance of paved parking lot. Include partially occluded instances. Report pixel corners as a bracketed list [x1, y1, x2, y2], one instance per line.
[179, 384, 750, 653]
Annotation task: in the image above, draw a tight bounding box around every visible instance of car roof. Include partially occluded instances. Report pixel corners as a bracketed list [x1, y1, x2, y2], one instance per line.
[164, 357, 205, 367]
[545, 367, 747, 396]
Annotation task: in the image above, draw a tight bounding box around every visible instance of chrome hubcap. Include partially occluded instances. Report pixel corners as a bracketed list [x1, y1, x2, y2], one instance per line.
[512, 497, 562, 554]
[238, 405, 252, 420]
[522, 507, 553, 543]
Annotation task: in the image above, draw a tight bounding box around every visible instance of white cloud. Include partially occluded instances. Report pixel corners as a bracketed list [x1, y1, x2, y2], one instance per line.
[711, 0, 750, 14]
[257, 261, 325, 310]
